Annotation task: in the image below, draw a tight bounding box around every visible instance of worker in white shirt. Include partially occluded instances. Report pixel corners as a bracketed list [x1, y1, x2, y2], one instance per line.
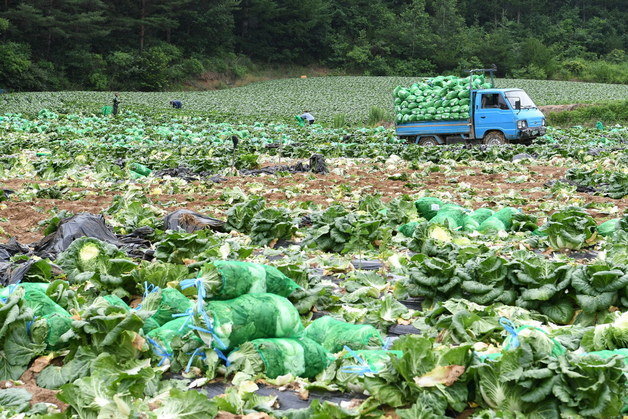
[300, 111, 315, 125]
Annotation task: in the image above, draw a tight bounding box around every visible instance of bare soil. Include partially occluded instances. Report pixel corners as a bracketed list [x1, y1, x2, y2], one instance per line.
[1, 163, 625, 244]
[0, 356, 67, 412]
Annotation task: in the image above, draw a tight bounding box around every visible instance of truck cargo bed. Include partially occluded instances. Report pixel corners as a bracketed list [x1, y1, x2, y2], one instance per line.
[395, 120, 470, 137]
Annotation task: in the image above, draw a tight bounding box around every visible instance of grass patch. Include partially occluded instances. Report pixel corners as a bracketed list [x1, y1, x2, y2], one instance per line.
[331, 114, 349, 128]
[367, 106, 391, 125]
[546, 100, 628, 126]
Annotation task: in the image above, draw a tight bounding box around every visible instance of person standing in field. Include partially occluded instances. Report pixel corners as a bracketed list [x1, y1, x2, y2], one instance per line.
[112, 93, 120, 116]
[300, 111, 315, 125]
[170, 100, 183, 109]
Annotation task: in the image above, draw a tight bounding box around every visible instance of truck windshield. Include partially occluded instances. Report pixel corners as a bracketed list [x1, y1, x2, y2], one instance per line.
[505, 90, 536, 109]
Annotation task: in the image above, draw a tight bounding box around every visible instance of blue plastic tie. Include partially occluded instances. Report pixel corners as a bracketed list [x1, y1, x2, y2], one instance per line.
[7, 284, 18, 296]
[199, 307, 227, 350]
[214, 348, 231, 367]
[340, 365, 373, 375]
[339, 345, 375, 376]
[173, 308, 195, 331]
[185, 347, 206, 372]
[186, 324, 227, 351]
[143, 282, 160, 298]
[382, 337, 392, 350]
[344, 345, 367, 365]
[180, 277, 205, 313]
[499, 317, 520, 349]
[147, 337, 173, 366]
[180, 275, 227, 350]
[25, 317, 37, 336]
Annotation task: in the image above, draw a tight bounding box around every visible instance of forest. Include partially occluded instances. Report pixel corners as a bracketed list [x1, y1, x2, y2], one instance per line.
[0, 0, 626, 90]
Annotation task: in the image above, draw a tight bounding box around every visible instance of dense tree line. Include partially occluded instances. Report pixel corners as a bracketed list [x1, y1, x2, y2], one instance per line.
[0, 0, 626, 90]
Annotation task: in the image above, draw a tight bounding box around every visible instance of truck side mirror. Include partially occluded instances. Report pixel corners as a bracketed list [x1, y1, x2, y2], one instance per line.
[515, 100, 521, 110]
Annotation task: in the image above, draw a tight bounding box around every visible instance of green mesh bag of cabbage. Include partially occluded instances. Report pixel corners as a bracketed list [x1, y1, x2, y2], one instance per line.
[339, 349, 403, 376]
[227, 337, 332, 378]
[23, 289, 72, 348]
[428, 204, 467, 230]
[399, 221, 419, 238]
[414, 197, 444, 220]
[303, 316, 383, 353]
[195, 293, 303, 350]
[393, 74, 490, 124]
[146, 317, 204, 366]
[597, 218, 620, 237]
[184, 261, 300, 301]
[140, 287, 194, 333]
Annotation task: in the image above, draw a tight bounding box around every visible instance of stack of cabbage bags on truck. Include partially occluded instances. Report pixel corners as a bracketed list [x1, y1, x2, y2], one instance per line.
[393, 74, 492, 124]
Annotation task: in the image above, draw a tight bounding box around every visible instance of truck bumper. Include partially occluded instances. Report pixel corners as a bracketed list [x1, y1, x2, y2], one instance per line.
[519, 126, 546, 139]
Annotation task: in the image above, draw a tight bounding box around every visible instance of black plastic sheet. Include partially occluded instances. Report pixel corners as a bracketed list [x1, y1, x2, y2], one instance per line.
[164, 209, 226, 233]
[34, 213, 122, 258]
[0, 238, 29, 262]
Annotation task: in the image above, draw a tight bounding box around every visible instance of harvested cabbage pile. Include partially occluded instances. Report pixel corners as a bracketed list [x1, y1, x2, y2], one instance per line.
[393, 74, 492, 124]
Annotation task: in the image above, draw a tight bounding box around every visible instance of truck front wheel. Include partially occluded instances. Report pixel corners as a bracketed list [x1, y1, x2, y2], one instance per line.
[482, 131, 507, 146]
[418, 136, 439, 146]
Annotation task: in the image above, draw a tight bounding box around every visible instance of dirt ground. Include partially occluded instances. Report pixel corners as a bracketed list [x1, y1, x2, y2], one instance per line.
[0, 163, 625, 244]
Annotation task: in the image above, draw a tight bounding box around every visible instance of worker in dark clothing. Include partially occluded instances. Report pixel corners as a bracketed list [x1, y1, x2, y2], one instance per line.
[170, 100, 183, 109]
[300, 111, 315, 125]
[112, 93, 120, 116]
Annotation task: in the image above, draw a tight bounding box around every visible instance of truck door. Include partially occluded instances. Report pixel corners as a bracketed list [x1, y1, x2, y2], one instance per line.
[474, 93, 516, 139]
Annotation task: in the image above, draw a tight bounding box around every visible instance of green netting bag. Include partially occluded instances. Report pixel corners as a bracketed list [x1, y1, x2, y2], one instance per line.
[228, 337, 332, 379]
[492, 207, 518, 230]
[477, 319, 566, 362]
[502, 323, 566, 358]
[23, 289, 70, 318]
[470, 208, 494, 224]
[462, 215, 480, 232]
[597, 219, 620, 237]
[340, 349, 403, 375]
[102, 295, 130, 311]
[102, 106, 112, 116]
[429, 205, 467, 230]
[303, 316, 383, 353]
[414, 197, 444, 220]
[0, 283, 49, 299]
[197, 293, 303, 350]
[23, 289, 72, 348]
[399, 221, 419, 238]
[262, 264, 301, 296]
[129, 162, 152, 177]
[186, 261, 300, 301]
[146, 317, 203, 357]
[141, 288, 193, 333]
[478, 216, 507, 233]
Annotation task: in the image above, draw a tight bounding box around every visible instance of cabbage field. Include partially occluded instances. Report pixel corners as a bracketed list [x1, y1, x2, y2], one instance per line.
[3, 76, 628, 124]
[0, 82, 626, 418]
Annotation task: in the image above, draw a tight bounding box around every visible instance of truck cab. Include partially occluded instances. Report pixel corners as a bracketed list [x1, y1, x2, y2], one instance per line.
[473, 88, 546, 144]
[395, 84, 547, 146]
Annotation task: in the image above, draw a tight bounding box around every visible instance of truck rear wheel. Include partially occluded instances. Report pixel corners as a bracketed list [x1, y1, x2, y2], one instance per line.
[482, 131, 507, 146]
[418, 136, 438, 146]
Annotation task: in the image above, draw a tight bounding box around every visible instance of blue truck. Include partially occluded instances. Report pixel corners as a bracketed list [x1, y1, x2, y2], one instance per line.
[395, 69, 546, 145]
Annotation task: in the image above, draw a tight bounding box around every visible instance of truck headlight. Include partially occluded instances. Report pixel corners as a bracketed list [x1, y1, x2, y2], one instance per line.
[542, 119, 546, 126]
[517, 120, 528, 129]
